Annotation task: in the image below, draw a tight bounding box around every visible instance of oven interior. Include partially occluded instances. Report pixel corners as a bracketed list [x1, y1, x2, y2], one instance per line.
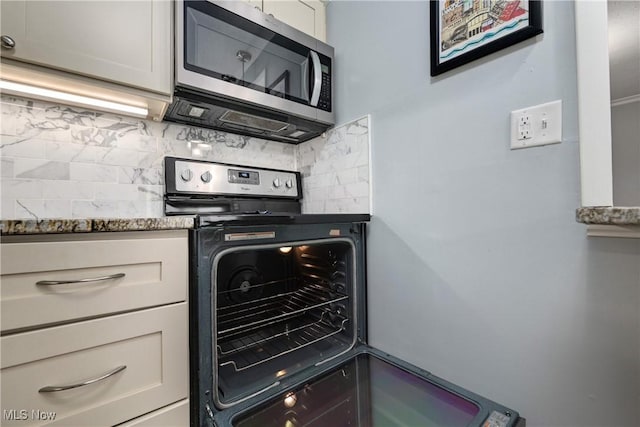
[214, 240, 356, 406]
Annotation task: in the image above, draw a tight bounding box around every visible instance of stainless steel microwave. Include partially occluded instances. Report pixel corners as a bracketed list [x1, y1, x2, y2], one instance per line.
[165, 0, 335, 144]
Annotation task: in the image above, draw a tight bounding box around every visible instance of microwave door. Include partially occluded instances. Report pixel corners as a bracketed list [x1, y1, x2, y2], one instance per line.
[179, 1, 323, 120]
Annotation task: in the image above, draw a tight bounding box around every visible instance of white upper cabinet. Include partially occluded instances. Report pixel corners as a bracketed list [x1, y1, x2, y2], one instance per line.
[0, 0, 171, 95]
[243, 0, 264, 11]
[262, 0, 327, 41]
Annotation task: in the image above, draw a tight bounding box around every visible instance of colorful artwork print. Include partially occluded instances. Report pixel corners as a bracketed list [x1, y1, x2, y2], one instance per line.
[430, 0, 542, 76]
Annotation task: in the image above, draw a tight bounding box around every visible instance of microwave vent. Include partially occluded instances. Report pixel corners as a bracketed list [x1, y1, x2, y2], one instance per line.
[288, 130, 307, 138]
[187, 105, 208, 118]
[220, 110, 289, 133]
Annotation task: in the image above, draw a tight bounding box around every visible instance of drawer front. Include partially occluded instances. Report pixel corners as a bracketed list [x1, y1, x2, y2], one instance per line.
[0, 303, 188, 426]
[1, 231, 188, 331]
[116, 399, 189, 427]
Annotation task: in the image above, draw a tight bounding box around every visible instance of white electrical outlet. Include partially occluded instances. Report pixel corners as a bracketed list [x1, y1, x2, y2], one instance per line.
[518, 114, 532, 140]
[510, 100, 562, 149]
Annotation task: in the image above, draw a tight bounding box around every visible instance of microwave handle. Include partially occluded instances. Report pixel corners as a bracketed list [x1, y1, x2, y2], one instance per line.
[308, 50, 322, 107]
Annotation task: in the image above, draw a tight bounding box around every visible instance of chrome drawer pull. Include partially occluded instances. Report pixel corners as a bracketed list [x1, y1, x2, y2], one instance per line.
[1, 35, 16, 49]
[38, 365, 126, 393]
[36, 273, 126, 286]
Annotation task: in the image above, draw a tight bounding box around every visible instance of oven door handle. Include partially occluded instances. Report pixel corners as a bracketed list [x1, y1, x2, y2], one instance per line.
[308, 50, 322, 107]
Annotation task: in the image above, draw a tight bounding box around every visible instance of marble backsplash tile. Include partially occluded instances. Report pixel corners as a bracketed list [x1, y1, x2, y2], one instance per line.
[297, 116, 370, 214]
[0, 95, 370, 219]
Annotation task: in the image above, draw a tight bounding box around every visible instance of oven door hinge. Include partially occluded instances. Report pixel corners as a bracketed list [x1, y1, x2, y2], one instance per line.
[205, 403, 215, 421]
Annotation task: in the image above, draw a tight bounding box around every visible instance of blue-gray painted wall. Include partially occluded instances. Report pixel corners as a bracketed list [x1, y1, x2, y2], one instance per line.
[327, 1, 640, 425]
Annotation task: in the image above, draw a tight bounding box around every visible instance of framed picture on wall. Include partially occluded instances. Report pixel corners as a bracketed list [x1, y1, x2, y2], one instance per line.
[430, 0, 543, 76]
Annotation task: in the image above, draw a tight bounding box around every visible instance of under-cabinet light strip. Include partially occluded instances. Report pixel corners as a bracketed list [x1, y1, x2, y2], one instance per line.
[0, 80, 148, 118]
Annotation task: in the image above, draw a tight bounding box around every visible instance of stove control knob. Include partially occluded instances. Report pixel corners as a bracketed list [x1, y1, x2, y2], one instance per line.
[201, 171, 212, 183]
[180, 169, 193, 182]
[273, 178, 281, 188]
[285, 179, 294, 189]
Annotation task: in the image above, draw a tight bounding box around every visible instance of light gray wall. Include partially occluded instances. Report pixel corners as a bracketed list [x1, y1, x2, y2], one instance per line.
[327, 2, 640, 426]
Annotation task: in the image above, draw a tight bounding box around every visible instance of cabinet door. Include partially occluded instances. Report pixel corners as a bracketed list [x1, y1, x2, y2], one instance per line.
[262, 0, 326, 41]
[0, 0, 171, 95]
[243, 0, 264, 11]
[116, 400, 189, 427]
[1, 304, 188, 427]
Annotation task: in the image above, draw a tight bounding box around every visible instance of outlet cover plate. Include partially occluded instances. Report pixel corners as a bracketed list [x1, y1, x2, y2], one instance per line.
[510, 100, 562, 149]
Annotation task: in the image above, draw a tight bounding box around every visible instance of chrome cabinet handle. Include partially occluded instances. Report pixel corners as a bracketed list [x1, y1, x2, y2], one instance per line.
[38, 365, 126, 393]
[1, 35, 15, 49]
[36, 273, 125, 286]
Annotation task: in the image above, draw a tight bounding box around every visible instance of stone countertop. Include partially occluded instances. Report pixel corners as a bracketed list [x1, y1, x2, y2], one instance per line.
[0, 217, 195, 235]
[576, 207, 640, 225]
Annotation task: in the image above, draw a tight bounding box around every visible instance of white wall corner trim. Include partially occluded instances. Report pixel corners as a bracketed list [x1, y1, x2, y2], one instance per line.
[575, 1, 614, 207]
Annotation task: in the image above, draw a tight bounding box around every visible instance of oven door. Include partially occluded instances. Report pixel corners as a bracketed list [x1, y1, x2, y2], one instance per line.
[175, 0, 334, 125]
[219, 347, 523, 427]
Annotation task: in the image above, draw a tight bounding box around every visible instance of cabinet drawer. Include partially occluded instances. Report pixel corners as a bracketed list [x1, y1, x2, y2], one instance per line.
[0, 303, 188, 426]
[116, 399, 189, 427]
[1, 231, 188, 332]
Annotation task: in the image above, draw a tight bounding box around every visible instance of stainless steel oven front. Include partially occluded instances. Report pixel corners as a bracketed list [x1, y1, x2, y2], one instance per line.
[189, 221, 368, 425]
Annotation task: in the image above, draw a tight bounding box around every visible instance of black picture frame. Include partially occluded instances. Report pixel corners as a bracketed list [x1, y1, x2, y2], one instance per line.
[430, 0, 543, 76]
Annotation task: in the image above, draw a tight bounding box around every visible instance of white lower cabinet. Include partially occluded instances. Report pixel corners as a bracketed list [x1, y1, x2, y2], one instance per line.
[0, 231, 189, 426]
[1, 232, 188, 332]
[116, 399, 189, 427]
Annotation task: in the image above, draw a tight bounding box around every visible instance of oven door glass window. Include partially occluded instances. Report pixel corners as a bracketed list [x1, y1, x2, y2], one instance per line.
[184, 1, 323, 105]
[233, 353, 481, 426]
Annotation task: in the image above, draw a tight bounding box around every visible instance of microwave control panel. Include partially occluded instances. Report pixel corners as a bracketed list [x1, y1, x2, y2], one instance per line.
[319, 62, 331, 112]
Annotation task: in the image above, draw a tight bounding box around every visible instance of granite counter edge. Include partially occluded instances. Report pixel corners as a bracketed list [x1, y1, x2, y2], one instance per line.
[0, 217, 195, 235]
[576, 207, 640, 225]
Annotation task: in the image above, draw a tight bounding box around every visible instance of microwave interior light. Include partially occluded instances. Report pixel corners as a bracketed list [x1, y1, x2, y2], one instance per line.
[0, 80, 148, 118]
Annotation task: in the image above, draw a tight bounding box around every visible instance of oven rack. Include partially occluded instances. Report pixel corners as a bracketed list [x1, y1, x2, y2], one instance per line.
[217, 278, 289, 296]
[217, 283, 348, 337]
[217, 310, 335, 356]
[218, 313, 349, 372]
